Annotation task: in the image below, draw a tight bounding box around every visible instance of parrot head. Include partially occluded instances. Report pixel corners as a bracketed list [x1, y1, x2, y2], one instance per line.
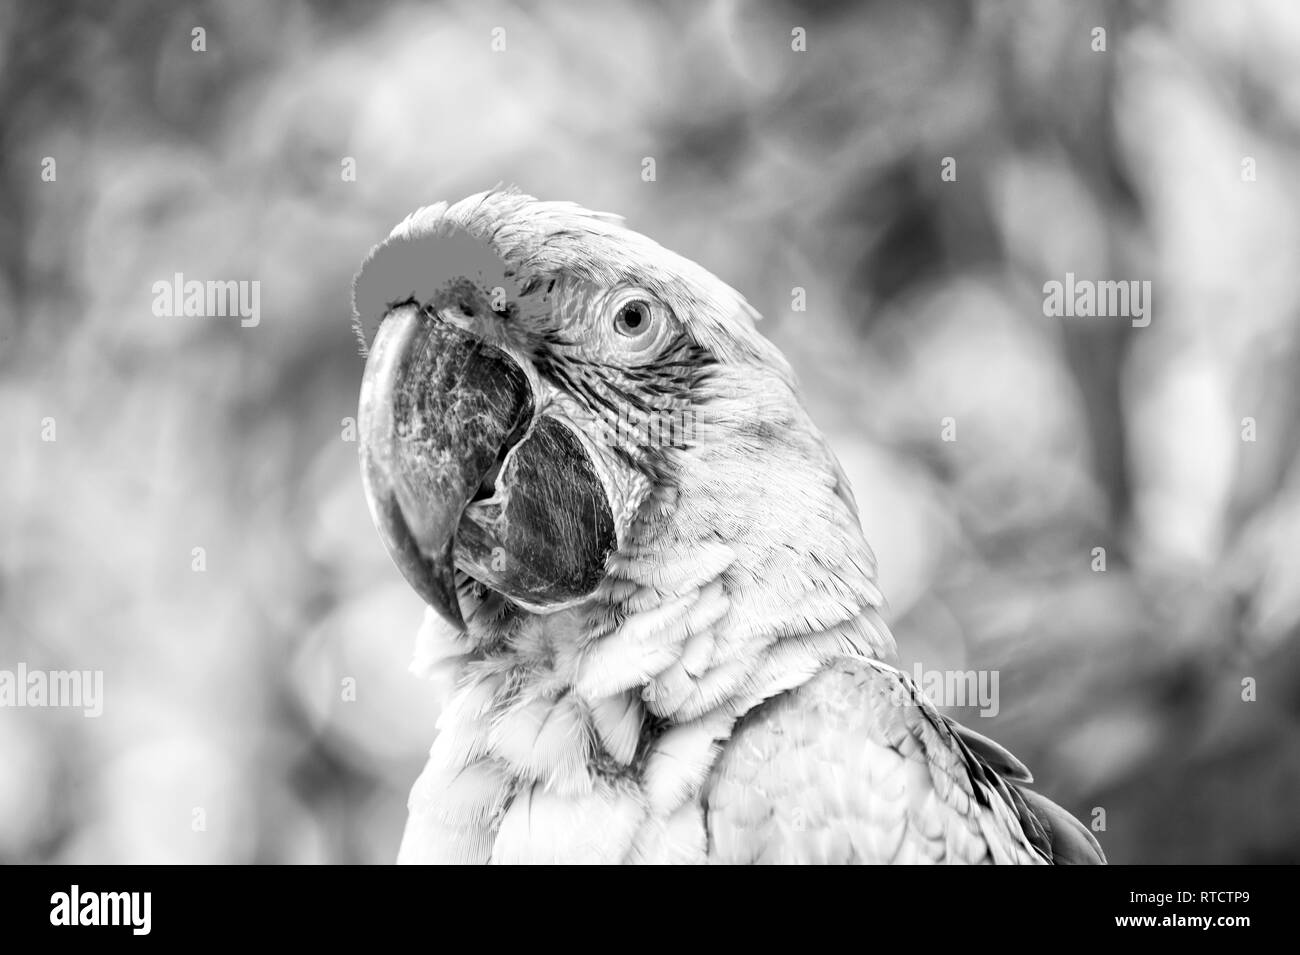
[353, 190, 884, 691]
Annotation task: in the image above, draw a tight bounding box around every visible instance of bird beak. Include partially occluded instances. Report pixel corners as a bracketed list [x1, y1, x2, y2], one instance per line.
[358, 302, 616, 627]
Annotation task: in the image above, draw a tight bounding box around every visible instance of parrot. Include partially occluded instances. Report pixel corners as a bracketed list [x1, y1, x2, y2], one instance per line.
[351, 188, 1106, 865]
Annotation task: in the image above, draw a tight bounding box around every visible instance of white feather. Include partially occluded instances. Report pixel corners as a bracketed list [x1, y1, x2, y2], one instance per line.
[490, 782, 646, 865]
[488, 694, 592, 795]
[641, 712, 735, 815]
[587, 691, 643, 765]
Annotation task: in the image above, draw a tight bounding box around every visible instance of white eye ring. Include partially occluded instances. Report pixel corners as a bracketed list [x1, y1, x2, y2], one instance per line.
[606, 290, 673, 354]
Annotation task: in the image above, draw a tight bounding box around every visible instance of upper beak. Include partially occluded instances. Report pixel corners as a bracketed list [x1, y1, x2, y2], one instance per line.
[358, 303, 533, 626]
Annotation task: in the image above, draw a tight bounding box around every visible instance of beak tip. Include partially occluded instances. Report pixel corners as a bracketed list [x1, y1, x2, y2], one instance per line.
[424, 545, 466, 629]
[363, 474, 468, 630]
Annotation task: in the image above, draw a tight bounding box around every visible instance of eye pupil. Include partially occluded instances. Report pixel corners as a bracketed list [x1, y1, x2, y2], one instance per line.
[615, 301, 652, 336]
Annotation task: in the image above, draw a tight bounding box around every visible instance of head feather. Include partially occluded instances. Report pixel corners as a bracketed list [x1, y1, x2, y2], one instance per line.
[353, 187, 791, 377]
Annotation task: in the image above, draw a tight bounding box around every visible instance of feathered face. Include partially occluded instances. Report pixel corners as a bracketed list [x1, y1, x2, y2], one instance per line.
[353, 190, 854, 632]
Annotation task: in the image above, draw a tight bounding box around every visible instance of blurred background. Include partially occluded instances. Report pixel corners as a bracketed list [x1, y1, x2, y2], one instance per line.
[2, 0, 1298, 864]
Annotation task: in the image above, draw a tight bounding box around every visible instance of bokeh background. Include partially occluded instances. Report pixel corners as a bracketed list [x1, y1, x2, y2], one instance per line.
[3, 0, 1299, 864]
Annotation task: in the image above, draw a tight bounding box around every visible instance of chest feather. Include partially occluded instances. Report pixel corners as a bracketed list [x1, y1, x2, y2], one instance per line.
[398, 670, 736, 864]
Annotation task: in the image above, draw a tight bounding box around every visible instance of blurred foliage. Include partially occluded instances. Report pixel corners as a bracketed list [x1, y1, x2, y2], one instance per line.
[1, 0, 1298, 863]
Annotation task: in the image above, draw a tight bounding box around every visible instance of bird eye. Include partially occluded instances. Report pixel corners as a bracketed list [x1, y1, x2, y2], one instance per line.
[613, 300, 654, 338]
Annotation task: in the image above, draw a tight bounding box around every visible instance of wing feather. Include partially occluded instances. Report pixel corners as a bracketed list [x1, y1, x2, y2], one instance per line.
[705, 658, 1100, 864]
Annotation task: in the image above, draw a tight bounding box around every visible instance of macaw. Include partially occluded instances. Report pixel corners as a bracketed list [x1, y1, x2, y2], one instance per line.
[352, 189, 1106, 865]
